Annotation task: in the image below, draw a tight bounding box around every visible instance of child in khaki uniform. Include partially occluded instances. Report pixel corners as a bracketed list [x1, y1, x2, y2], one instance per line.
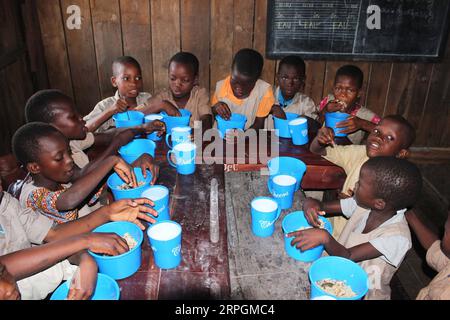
[0, 177, 155, 299]
[265, 55, 318, 130]
[211, 48, 280, 136]
[83, 56, 152, 133]
[142, 52, 213, 132]
[310, 115, 416, 238]
[406, 208, 450, 300]
[288, 157, 422, 300]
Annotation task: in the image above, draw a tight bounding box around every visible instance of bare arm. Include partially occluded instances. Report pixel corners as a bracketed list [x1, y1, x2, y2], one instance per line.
[56, 156, 125, 211]
[405, 209, 439, 251]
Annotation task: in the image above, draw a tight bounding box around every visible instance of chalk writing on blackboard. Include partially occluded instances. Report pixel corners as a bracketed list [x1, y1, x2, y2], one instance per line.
[266, 0, 450, 61]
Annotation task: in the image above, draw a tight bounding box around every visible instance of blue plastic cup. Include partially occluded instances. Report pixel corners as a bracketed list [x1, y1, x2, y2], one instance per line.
[113, 111, 144, 128]
[167, 142, 197, 175]
[50, 273, 120, 300]
[267, 174, 297, 210]
[118, 139, 156, 164]
[309, 256, 369, 300]
[161, 109, 191, 133]
[89, 221, 144, 280]
[325, 112, 350, 137]
[267, 157, 307, 191]
[166, 126, 192, 149]
[141, 185, 170, 224]
[144, 114, 164, 141]
[107, 168, 152, 200]
[273, 112, 299, 138]
[215, 113, 247, 139]
[289, 117, 309, 145]
[250, 197, 281, 237]
[281, 211, 332, 262]
[147, 220, 182, 269]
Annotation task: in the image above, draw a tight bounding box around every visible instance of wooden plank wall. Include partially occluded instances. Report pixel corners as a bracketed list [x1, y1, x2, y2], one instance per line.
[0, 0, 47, 155]
[2, 0, 449, 150]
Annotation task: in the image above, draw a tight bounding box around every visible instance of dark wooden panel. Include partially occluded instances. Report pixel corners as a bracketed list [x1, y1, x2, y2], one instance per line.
[90, 0, 123, 99]
[383, 63, 412, 116]
[150, 0, 180, 93]
[0, 0, 22, 55]
[180, 0, 211, 91]
[254, 0, 276, 85]
[120, 0, 154, 94]
[365, 62, 392, 117]
[210, 0, 234, 97]
[232, 0, 254, 55]
[35, 0, 73, 97]
[61, 0, 101, 116]
[304, 60, 326, 105]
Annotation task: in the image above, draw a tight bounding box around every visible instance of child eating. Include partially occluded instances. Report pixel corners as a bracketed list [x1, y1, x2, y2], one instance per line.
[83, 56, 152, 133]
[266, 55, 318, 129]
[310, 114, 416, 237]
[142, 52, 213, 131]
[13, 123, 137, 223]
[289, 157, 422, 300]
[317, 65, 381, 145]
[211, 48, 279, 136]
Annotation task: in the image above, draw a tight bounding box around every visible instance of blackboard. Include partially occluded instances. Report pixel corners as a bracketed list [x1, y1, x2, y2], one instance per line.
[266, 0, 450, 62]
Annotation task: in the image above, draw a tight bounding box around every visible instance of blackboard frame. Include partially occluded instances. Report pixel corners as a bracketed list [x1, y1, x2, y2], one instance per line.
[266, 0, 450, 62]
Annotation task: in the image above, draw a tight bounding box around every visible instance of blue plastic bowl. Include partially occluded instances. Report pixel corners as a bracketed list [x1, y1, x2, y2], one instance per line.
[215, 113, 247, 138]
[282, 211, 332, 262]
[113, 111, 144, 128]
[118, 139, 156, 164]
[273, 112, 299, 138]
[161, 109, 191, 133]
[309, 256, 369, 300]
[267, 156, 307, 191]
[89, 221, 144, 280]
[107, 167, 152, 200]
[50, 273, 120, 300]
[325, 112, 350, 137]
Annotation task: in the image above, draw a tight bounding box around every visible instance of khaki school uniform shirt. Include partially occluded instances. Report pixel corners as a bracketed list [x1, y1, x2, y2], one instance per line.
[83, 91, 152, 133]
[339, 198, 412, 300]
[69, 132, 95, 169]
[265, 87, 318, 130]
[211, 76, 275, 130]
[0, 192, 77, 300]
[416, 240, 450, 300]
[155, 86, 212, 128]
[323, 145, 369, 238]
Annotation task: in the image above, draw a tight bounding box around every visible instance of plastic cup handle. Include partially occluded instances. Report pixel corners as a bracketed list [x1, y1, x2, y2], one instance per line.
[165, 133, 173, 149]
[167, 151, 177, 168]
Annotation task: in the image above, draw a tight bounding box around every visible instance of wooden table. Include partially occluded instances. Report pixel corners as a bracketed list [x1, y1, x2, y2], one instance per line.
[95, 128, 349, 300]
[155, 130, 347, 190]
[119, 163, 230, 299]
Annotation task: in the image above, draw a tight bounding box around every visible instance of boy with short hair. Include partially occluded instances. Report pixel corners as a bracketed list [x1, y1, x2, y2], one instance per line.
[211, 48, 280, 133]
[310, 114, 416, 237]
[318, 65, 381, 145]
[13, 123, 151, 222]
[266, 55, 318, 129]
[25, 89, 162, 182]
[289, 157, 422, 300]
[142, 52, 213, 131]
[83, 56, 152, 133]
[0, 176, 155, 299]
